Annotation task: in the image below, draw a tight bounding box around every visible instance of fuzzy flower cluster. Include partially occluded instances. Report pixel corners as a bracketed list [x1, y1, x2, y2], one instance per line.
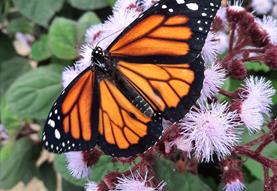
[85, 172, 165, 191]
[251, 0, 277, 16]
[178, 102, 242, 162]
[239, 76, 275, 133]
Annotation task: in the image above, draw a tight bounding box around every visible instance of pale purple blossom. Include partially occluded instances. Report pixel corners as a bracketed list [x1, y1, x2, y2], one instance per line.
[62, 66, 80, 88]
[216, 7, 228, 26]
[113, 172, 165, 191]
[224, 179, 246, 191]
[200, 63, 226, 101]
[251, 0, 272, 15]
[180, 102, 241, 162]
[256, 16, 277, 45]
[167, 136, 192, 155]
[85, 181, 98, 191]
[65, 151, 89, 179]
[272, 4, 277, 17]
[228, 0, 245, 12]
[240, 76, 275, 133]
[202, 32, 221, 63]
[85, 24, 104, 46]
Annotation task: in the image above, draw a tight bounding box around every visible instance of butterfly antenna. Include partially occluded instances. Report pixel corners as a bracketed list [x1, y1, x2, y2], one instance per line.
[95, 28, 124, 48]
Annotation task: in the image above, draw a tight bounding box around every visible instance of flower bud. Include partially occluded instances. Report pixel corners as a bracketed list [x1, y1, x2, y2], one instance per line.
[83, 149, 102, 167]
[227, 6, 246, 23]
[264, 46, 277, 68]
[248, 23, 270, 47]
[221, 158, 245, 191]
[229, 60, 247, 79]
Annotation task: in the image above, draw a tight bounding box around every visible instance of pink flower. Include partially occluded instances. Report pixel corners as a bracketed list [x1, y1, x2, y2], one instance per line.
[85, 181, 98, 191]
[85, 24, 104, 46]
[65, 151, 90, 179]
[224, 179, 245, 191]
[200, 63, 226, 101]
[180, 102, 241, 162]
[201, 32, 221, 63]
[251, 0, 272, 15]
[256, 16, 277, 45]
[113, 172, 165, 191]
[240, 76, 275, 133]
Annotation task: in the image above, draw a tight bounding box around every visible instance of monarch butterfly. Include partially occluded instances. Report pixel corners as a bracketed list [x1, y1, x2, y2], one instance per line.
[42, 0, 221, 157]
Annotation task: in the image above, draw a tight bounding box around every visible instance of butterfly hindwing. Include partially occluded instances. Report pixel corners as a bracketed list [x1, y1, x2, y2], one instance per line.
[117, 55, 204, 122]
[42, 67, 99, 153]
[96, 79, 163, 157]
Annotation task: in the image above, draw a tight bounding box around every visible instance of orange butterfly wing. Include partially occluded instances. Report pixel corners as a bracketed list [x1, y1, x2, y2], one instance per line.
[42, 68, 99, 153]
[105, 1, 220, 121]
[96, 79, 162, 157]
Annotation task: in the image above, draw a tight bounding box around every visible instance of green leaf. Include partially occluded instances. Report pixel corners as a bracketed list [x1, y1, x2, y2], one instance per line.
[37, 162, 57, 191]
[0, 97, 21, 136]
[90, 155, 134, 182]
[246, 62, 270, 73]
[31, 35, 52, 61]
[262, 142, 277, 158]
[77, 12, 101, 43]
[54, 155, 87, 186]
[6, 65, 63, 120]
[7, 17, 34, 34]
[247, 180, 263, 191]
[62, 179, 84, 191]
[0, 32, 16, 63]
[154, 158, 212, 191]
[49, 17, 78, 60]
[106, 0, 116, 6]
[244, 159, 263, 180]
[12, 0, 64, 27]
[0, 57, 31, 96]
[67, 0, 108, 10]
[0, 138, 40, 189]
[0, 141, 15, 165]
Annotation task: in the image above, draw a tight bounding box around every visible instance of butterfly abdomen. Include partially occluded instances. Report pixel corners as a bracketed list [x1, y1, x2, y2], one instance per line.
[132, 96, 154, 117]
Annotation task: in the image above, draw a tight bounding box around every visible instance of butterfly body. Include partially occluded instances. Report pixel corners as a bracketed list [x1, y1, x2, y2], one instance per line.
[42, 0, 221, 157]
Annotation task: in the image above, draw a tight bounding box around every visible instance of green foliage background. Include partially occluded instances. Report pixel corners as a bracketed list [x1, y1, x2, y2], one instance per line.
[0, 0, 276, 190]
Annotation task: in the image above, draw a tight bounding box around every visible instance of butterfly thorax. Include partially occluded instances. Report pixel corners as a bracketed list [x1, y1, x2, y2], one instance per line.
[91, 46, 115, 74]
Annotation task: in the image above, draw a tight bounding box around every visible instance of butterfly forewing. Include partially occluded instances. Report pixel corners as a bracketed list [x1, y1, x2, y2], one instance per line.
[42, 67, 99, 153]
[108, 0, 221, 64]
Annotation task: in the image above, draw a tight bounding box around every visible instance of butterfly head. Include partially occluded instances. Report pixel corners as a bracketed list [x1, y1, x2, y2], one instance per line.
[91, 46, 105, 65]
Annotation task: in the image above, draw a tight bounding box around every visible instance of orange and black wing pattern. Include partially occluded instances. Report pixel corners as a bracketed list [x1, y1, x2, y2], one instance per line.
[116, 56, 204, 122]
[108, 0, 221, 64]
[42, 67, 99, 153]
[96, 79, 162, 157]
[107, 0, 220, 122]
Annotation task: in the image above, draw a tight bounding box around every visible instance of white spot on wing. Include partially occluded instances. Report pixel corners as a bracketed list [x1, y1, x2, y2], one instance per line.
[162, 5, 167, 9]
[48, 119, 55, 128]
[176, 0, 185, 4]
[55, 129, 61, 139]
[186, 3, 199, 10]
[168, 8, 174, 12]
